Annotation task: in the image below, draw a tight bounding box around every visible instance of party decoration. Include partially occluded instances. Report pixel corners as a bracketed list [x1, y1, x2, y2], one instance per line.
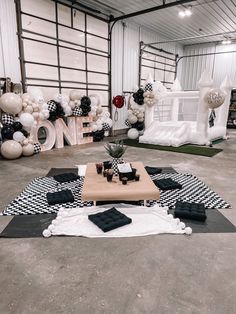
[133, 89, 144, 105]
[1, 125, 14, 140]
[205, 88, 226, 109]
[113, 95, 124, 109]
[47, 100, 57, 113]
[13, 121, 23, 131]
[22, 143, 34, 156]
[13, 131, 25, 143]
[72, 106, 83, 116]
[19, 113, 35, 128]
[80, 96, 91, 116]
[127, 128, 139, 140]
[0, 93, 22, 115]
[1, 140, 22, 159]
[69, 90, 81, 101]
[1, 114, 14, 125]
[33, 143, 41, 154]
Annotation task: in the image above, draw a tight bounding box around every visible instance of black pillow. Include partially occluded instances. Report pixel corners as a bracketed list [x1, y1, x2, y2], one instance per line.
[88, 207, 132, 232]
[145, 166, 162, 175]
[46, 189, 74, 205]
[154, 178, 182, 190]
[53, 173, 79, 183]
[174, 201, 207, 221]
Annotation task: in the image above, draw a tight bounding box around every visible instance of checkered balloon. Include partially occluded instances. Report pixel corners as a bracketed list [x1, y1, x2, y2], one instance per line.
[47, 100, 57, 112]
[125, 119, 132, 128]
[33, 143, 41, 154]
[144, 83, 153, 92]
[72, 106, 83, 116]
[1, 114, 14, 125]
[102, 122, 110, 131]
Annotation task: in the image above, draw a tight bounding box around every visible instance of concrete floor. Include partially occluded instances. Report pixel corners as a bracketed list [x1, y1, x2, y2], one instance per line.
[0, 131, 236, 314]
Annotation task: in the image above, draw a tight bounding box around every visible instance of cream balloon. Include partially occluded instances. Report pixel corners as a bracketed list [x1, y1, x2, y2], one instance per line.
[0, 93, 22, 115]
[1, 140, 22, 159]
[22, 143, 34, 156]
[25, 105, 34, 114]
[69, 90, 81, 101]
[128, 114, 138, 124]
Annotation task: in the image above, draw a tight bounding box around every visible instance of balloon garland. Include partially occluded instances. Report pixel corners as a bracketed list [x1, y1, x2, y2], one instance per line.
[0, 89, 112, 159]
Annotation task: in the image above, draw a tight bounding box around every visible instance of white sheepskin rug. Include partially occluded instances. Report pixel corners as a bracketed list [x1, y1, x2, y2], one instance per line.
[43, 205, 192, 238]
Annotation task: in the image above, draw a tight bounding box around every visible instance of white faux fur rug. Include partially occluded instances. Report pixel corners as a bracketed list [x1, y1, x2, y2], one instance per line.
[43, 205, 192, 238]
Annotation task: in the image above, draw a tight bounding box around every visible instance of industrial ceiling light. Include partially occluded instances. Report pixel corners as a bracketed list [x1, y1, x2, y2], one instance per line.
[178, 6, 192, 18]
[178, 10, 186, 18]
[185, 6, 192, 16]
[222, 38, 232, 45]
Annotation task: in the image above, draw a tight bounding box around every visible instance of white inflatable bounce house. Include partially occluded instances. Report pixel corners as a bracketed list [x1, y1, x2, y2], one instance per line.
[139, 70, 232, 147]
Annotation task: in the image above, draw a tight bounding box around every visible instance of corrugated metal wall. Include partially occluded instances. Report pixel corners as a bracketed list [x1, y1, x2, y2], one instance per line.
[0, 0, 21, 82]
[181, 43, 236, 90]
[112, 21, 183, 130]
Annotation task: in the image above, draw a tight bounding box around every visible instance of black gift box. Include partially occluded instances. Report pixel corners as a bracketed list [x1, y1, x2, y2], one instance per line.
[118, 168, 137, 181]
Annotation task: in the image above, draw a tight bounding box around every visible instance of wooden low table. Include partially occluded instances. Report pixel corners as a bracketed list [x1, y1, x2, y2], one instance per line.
[81, 161, 160, 206]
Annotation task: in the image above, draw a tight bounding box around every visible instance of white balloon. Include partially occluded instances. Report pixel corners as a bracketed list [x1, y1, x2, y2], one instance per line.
[1, 140, 22, 159]
[97, 124, 103, 131]
[0, 93, 22, 115]
[19, 113, 35, 128]
[92, 124, 98, 132]
[127, 128, 139, 140]
[42, 103, 48, 110]
[106, 118, 113, 128]
[13, 131, 25, 142]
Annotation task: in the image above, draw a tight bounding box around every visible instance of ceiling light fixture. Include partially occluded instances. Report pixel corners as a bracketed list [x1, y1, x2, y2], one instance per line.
[222, 38, 232, 45]
[178, 6, 192, 18]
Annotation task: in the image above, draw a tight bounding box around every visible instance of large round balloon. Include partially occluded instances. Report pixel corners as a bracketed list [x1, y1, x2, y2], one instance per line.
[0, 93, 22, 115]
[1, 125, 14, 140]
[13, 131, 25, 142]
[205, 88, 226, 109]
[127, 128, 139, 140]
[70, 90, 81, 101]
[113, 95, 124, 109]
[19, 113, 35, 128]
[22, 143, 34, 156]
[1, 140, 22, 159]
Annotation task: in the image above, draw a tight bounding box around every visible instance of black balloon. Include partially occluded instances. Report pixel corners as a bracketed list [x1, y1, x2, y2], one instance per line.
[48, 102, 65, 121]
[1, 125, 14, 140]
[132, 121, 144, 131]
[21, 129, 29, 137]
[133, 88, 144, 105]
[81, 96, 91, 107]
[13, 121, 23, 131]
[92, 130, 104, 142]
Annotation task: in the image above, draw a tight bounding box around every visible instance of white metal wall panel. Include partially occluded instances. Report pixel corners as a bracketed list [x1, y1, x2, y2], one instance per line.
[112, 21, 183, 130]
[0, 0, 21, 82]
[181, 43, 236, 90]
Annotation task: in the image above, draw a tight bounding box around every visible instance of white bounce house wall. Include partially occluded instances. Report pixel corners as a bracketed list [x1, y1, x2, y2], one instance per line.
[139, 71, 232, 147]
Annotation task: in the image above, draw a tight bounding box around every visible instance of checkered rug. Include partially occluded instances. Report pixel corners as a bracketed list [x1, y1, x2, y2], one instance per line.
[150, 173, 231, 209]
[1, 173, 231, 215]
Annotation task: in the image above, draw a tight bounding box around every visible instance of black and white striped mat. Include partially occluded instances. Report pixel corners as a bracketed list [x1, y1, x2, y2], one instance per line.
[1, 173, 231, 216]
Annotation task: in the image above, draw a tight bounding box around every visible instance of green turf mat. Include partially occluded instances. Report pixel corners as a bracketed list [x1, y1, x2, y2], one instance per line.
[120, 139, 223, 157]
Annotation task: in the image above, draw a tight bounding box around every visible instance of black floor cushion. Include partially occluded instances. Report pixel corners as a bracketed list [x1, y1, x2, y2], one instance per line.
[174, 201, 207, 222]
[154, 178, 182, 190]
[88, 207, 132, 232]
[145, 166, 162, 175]
[53, 173, 79, 183]
[47, 189, 74, 205]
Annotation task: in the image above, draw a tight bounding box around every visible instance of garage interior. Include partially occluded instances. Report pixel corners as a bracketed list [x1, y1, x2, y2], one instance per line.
[0, 1, 236, 313]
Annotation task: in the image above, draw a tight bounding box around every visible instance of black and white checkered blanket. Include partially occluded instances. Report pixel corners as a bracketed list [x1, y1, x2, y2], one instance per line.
[1, 173, 231, 215]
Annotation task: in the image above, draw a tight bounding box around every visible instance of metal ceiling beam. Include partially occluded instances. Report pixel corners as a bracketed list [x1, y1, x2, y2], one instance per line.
[109, 0, 196, 22]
